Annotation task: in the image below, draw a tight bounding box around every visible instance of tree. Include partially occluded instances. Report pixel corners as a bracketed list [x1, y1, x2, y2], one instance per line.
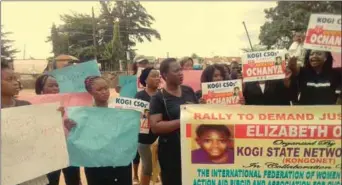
[259, 1, 342, 49]
[241, 44, 268, 52]
[1, 26, 19, 61]
[46, 13, 100, 62]
[99, 1, 161, 56]
[101, 22, 125, 70]
[47, 23, 69, 57]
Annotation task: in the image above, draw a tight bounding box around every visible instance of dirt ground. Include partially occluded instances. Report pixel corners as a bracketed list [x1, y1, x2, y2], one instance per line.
[19, 89, 161, 185]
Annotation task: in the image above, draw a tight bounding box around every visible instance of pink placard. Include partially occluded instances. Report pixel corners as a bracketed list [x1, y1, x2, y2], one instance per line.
[18, 92, 93, 137]
[332, 52, 341, 68]
[182, 70, 202, 92]
[159, 70, 202, 92]
[18, 92, 93, 107]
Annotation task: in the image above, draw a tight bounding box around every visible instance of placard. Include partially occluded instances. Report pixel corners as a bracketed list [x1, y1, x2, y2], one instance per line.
[1, 103, 69, 185]
[109, 97, 150, 134]
[242, 50, 287, 82]
[304, 14, 341, 53]
[18, 92, 93, 107]
[50, 60, 101, 93]
[180, 105, 341, 185]
[201, 79, 243, 105]
[67, 107, 140, 167]
[119, 75, 138, 98]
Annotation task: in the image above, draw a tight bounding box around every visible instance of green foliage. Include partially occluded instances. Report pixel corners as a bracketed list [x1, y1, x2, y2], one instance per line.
[1, 26, 19, 61]
[47, 1, 160, 71]
[241, 44, 268, 52]
[259, 1, 342, 49]
[101, 22, 124, 70]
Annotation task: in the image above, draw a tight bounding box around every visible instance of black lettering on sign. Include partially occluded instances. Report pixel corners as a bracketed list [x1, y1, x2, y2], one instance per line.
[247, 53, 262, 59]
[263, 51, 279, 57]
[207, 83, 221, 89]
[317, 17, 335, 24]
[223, 81, 237, 88]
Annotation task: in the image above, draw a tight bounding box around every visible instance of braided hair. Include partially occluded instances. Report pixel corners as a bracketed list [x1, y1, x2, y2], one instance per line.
[35, 74, 55, 95]
[84, 76, 102, 93]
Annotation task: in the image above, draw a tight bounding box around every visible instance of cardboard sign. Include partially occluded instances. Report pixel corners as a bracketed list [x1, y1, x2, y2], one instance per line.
[109, 97, 149, 113]
[50, 60, 101, 93]
[304, 14, 341, 53]
[109, 97, 150, 134]
[67, 107, 140, 167]
[201, 79, 243, 105]
[1, 103, 69, 185]
[180, 104, 341, 185]
[242, 50, 287, 82]
[18, 93, 93, 107]
[119, 75, 138, 98]
[182, 70, 202, 92]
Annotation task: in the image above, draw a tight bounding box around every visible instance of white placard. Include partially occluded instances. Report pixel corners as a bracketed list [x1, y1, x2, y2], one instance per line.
[1, 103, 69, 185]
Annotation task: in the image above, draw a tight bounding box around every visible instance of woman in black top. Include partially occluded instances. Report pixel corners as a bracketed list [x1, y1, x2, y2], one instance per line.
[82, 76, 132, 185]
[288, 49, 341, 105]
[149, 58, 198, 185]
[34, 74, 81, 185]
[135, 67, 160, 185]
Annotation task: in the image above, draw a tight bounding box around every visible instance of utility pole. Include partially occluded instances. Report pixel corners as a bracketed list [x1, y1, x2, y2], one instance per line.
[166, 52, 169, 58]
[23, 44, 26, 59]
[242, 21, 253, 51]
[92, 7, 97, 60]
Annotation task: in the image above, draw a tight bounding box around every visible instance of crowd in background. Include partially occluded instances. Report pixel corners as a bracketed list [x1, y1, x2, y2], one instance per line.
[1, 29, 341, 185]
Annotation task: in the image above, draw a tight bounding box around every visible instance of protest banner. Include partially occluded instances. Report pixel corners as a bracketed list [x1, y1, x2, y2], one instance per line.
[67, 106, 140, 167]
[180, 104, 341, 185]
[109, 97, 150, 134]
[50, 60, 101, 93]
[182, 70, 202, 92]
[304, 14, 341, 53]
[18, 92, 93, 107]
[201, 79, 243, 105]
[1, 103, 69, 185]
[242, 50, 287, 82]
[119, 75, 138, 98]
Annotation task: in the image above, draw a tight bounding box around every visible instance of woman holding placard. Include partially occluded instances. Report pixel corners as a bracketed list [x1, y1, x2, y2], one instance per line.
[34, 74, 81, 185]
[1, 61, 49, 185]
[149, 58, 198, 185]
[135, 67, 160, 185]
[82, 76, 132, 185]
[195, 64, 227, 102]
[288, 49, 341, 105]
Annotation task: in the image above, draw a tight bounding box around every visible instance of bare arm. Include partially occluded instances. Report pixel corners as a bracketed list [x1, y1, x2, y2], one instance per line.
[150, 113, 180, 134]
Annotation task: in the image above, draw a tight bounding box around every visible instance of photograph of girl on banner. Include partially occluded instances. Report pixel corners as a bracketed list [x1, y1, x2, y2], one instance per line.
[191, 124, 234, 164]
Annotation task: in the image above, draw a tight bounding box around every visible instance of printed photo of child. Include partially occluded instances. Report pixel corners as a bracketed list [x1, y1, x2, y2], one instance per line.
[275, 56, 282, 65]
[192, 124, 234, 164]
[233, 87, 240, 96]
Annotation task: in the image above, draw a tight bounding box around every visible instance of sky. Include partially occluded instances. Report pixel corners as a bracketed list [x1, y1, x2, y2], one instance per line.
[1, 1, 277, 59]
